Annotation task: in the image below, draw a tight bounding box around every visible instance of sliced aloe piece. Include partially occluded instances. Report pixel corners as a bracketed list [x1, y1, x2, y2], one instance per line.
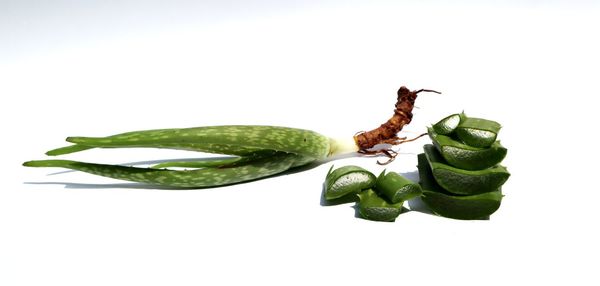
[455, 117, 502, 148]
[357, 189, 403, 222]
[423, 145, 510, 195]
[376, 170, 422, 203]
[428, 128, 507, 170]
[417, 153, 503, 220]
[325, 165, 376, 200]
[432, 112, 465, 135]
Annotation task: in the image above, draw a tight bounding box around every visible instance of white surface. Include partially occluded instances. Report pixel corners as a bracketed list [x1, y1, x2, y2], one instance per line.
[1, 1, 599, 285]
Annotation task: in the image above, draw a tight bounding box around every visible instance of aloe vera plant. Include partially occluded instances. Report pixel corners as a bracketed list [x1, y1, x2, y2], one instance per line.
[24, 126, 331, 188]
[24, 86, 437, 188]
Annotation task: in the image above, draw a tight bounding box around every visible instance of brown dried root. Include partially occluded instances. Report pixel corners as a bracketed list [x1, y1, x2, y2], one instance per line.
[354, 86, 440, 164]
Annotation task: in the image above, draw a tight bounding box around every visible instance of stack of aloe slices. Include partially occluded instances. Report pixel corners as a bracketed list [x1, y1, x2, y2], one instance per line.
[418, 113, 510, 220]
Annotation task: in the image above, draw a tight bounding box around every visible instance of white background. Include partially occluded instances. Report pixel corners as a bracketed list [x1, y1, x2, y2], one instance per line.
[1, 1, 599, 285]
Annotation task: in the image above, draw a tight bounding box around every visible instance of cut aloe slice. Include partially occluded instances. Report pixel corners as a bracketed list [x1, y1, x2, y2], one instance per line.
[357, 189, 403, 222]
[455, 117, 502, 148]
[432, 113, 465, 135]
[423, 145, 510, 195]
[325, 165, 376, 200]
[376, 170, 422, 203]
[428, 128, 507, 170]
[417, 153, 503, 220]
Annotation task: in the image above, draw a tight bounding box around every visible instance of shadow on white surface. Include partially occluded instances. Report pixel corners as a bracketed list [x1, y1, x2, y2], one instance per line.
[23, 181, 179, 190]
[407, 197, 433, 215]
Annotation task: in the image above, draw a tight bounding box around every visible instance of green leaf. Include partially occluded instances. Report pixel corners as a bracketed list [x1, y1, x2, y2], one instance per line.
[428, 127, 507, 170]
[325, 165, 376, 200]
[375, 170, 422, 203]
[417, 153, 503, 220]
[423, 144, 510, 195]
[357, 189, 403, 222]
[455, 117, 502, 148]
[431, 112, 465, 135]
